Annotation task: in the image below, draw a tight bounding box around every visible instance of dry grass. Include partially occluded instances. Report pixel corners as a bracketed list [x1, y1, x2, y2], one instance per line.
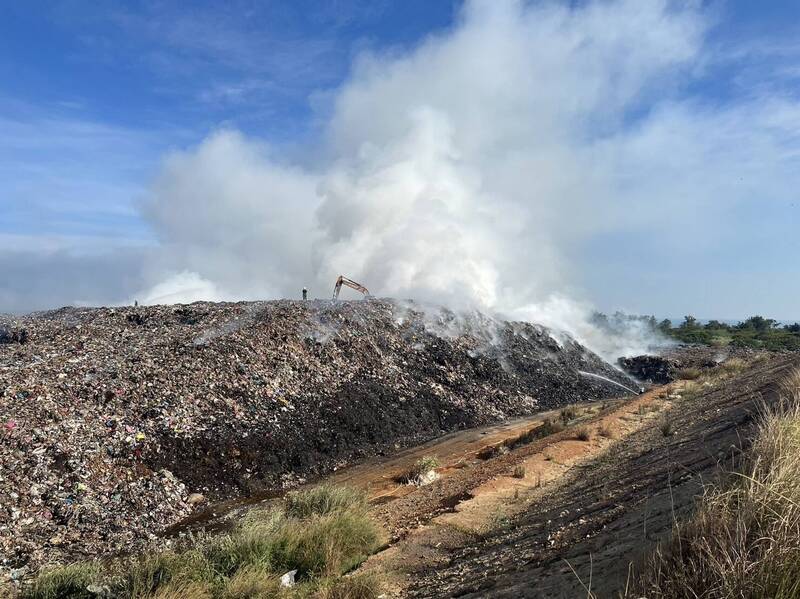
[575, 427, 591, 442]
[630, 368, 800, 598]
[597, 424, 614, 438]
[677, 367, 702, 380]
[560, 407, 578, 424]
[679, 380, 700, 399]
[315, 572, 384, 599]
[511, 419, 564, 446]
[720, 357, 747, 375]
[477, 444, 510, 460]
[512, 465, 526, 479]
[479, 419, 566, 461]
[658, 418, 673, 437]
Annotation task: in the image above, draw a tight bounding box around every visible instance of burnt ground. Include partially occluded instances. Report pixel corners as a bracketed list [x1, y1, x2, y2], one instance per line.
[404, 355, 798, 598]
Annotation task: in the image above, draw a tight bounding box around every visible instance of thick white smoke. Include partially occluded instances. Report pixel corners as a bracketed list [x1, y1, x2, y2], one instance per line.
[132, 0, 799, 359]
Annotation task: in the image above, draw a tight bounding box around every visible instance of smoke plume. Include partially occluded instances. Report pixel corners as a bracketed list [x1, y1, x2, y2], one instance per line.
[132, 0, 798, 359]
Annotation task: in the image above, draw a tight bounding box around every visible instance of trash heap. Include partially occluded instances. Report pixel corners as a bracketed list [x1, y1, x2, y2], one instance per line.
[0, 299, 634, 578]
[617, 355, 677, 384]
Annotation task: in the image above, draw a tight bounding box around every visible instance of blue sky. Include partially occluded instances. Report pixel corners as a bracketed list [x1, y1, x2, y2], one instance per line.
[1, 1, 454, 244]
[1, 1, 799, 320]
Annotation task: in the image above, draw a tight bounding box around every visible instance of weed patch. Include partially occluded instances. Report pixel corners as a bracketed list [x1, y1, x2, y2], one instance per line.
[284, 485, 366, 519]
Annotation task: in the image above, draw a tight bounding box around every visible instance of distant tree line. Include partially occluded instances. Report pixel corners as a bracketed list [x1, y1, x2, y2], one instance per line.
[591, 311, 800, 351]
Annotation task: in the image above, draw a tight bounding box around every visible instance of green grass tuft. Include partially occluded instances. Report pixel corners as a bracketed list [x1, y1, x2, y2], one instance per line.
[284, 485, 367, 519]
[121, 549, 220, 598]
[269, 509, 381, 576]
[24, 562, 102, 599]
[315, 572, 384, 599]
[220, 565, 281, 599]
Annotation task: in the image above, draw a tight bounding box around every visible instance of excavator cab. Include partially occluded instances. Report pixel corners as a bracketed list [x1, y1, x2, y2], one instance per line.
[332, 275, 370, 299]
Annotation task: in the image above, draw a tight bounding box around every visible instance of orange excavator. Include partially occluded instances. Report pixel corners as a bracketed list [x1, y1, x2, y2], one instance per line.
[332, 275, 370, 300]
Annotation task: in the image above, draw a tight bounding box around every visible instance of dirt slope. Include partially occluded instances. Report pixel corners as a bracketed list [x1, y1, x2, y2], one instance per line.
[0, 299, 631, 574]
[404, 355, 797, 598]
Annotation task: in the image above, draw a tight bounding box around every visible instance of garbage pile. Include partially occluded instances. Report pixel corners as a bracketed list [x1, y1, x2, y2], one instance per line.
[617, 355, 677, 384]
[0, 299, 634, 577]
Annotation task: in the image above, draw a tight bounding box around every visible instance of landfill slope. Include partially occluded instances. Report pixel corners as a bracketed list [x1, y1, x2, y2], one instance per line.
[0, 299, 632, 574]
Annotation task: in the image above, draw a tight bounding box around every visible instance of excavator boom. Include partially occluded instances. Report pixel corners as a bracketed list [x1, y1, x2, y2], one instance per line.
[332, 275, 370, 299]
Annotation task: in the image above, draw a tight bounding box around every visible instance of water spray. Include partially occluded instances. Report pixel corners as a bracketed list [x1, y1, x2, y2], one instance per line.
[578, 370, 642, 395]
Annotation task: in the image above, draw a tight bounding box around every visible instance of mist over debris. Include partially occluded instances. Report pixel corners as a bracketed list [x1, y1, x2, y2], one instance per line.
[86, 0, 790, 359]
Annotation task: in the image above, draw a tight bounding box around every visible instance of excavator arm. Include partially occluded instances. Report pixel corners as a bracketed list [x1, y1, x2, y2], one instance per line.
[332, 275, 370, 299]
